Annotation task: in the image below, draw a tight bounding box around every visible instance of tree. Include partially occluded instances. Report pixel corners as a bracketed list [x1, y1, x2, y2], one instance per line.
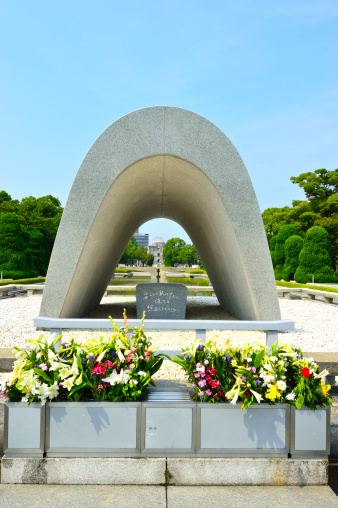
[294, 227, 338, 283]
[0, 213, 31, 278]
[262, 169, 338, 271]
[290, 168, 338, 202]
[282, 235, 303, 281]
[182, 244, 200, 266]
[163, 238, 186, 267]
[119, 236, 138, 265]
[272, 225, 299, 279]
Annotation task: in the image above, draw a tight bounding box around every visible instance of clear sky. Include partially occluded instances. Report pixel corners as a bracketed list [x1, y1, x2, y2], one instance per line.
[1, 0, 337, 244]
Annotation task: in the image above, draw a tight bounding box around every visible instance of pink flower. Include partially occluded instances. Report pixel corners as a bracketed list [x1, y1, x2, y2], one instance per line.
[194, 372, 200, 378]
[215, 380, 221, 386]
[40, 364, 48, 371]
[200, 372, 206, 378]
[131, 347, 136, 352]
[198, 379, 206, 387]
[98, 384, 103, 389]
[205, 389, 212, 396]
[204, 360, 209, 365]
[198, 391, 204, 397]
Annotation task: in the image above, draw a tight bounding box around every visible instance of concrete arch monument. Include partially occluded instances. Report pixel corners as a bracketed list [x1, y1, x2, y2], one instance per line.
[40, 106, 280, 321]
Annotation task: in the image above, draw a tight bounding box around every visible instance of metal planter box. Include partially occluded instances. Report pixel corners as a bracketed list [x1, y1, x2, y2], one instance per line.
[46, 401, 142, 457]
[4, 401, 45, 457]
[3, 399, 331, 458]
[196, 403, 290, 457]
[290, 406, 330, 458]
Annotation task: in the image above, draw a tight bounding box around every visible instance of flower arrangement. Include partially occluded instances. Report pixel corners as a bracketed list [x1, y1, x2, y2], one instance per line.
[0, 311, 163, 404]
[172, 338, 332, 410]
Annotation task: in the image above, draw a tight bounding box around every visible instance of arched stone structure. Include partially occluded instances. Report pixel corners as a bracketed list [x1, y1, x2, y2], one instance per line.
[40, 106, 280, 321]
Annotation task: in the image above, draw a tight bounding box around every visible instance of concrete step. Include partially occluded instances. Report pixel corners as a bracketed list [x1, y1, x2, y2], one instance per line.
[0, 485, 336, 507]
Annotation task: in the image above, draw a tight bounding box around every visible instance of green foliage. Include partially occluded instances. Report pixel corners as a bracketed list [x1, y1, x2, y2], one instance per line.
[185, 269, 207, 274]
[0, 191, 63, 276]
[282, 235, 303, 281]
[295, 227, 338, 283]
[119, 237, 154, 266]
[276, 280, 338, 294]
[262, 169, 338, 271]
[0, 277, 46, 286]
[0, 213, 31, 278]
[273, 225, 299, 279]
[290, 168, 338, 202]
[115, 268, 132, 273]
[166, 277, 210, 286]
[163, 238, 186, 266]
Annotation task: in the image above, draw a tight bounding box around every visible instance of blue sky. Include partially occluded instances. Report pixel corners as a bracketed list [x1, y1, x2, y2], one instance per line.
[1, 0, 337, 244]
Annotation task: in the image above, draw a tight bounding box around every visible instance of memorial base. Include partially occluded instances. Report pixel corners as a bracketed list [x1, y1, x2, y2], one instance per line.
[4, 398, 330, 459]
[0, 457, 328, 485]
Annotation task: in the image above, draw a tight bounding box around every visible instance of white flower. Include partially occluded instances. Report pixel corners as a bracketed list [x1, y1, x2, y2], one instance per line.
[230, 386, 240, 405]
[62, 376, 76, 391]
[246, 357, 252, 363]
[75, 373, 83, 386]
[96, 350, 107, 363]
[21, 396, 29, 402]
[137, 371, 147, 377]
[117, 349, 125, 362]
[286, 392, 296, 401]
[69, 356, 79, 376]
[276, 380, 286, 391]
[48, 381, 59, 399]
[119, 369, 130, 384]
[59, 367, 72, 380]
[250, 389, 263, 403]
[48, 349, 56, 361]
[102, 370, 120, 386]
[270, 356, 278, 362]
[314, 369, 329, 379]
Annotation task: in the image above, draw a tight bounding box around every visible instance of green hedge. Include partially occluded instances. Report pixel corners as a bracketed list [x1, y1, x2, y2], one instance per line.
[115, 268, 132, 273]
[0, 277, 46, 287]
[166, 277, 210, 286]
[276, 280, 338, 294]
[185, 269, 207, 274]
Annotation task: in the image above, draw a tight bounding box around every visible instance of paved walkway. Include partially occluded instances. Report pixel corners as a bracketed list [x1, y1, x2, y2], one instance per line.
[0, 485, 337, 507]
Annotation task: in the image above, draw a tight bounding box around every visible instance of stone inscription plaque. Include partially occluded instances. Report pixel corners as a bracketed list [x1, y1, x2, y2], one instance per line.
[136, 283, 187, 319]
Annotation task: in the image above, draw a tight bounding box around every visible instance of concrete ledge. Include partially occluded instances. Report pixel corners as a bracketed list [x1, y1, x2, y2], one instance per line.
[167, 458, 328, 486]
[1, 457, 166, 485]
[1, 457, 328, 486]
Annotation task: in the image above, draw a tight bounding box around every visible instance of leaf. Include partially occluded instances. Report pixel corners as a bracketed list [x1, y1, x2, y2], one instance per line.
[149, 358, 164, 376]
[33, 368, 52, 383]
[69, 384, 86, 397]
[254, 350, 265, 369]
[295, 394, 304, 410]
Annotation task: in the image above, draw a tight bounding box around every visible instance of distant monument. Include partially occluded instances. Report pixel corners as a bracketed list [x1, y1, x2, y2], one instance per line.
[148, 236, 165, 266]
[40, 106, 280, 321]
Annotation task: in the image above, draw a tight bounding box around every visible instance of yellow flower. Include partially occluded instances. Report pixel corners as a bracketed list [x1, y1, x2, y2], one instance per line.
[265, 384, 281, 401]
[321, 380, 330, 397]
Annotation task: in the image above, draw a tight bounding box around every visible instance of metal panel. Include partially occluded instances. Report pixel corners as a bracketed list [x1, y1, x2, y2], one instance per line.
[199, 404, 287, 450]
[290, 406, 330, 457]
[4, 402, 45, 457]
[141, 403, 195, 453]
[46, 402, 141, 454]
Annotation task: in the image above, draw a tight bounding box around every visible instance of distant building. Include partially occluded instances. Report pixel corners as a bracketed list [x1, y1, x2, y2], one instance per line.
[134, 229, 149, 247]
[148, 236, 165, 265]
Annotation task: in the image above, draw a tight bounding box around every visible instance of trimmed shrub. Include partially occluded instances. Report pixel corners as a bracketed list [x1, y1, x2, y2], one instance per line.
[185, 269, 207, 274]
[0, 277, 46, 286]
[295, 226, 338, 283]
[273, 225, 299, 279]
[276, 280, 338, 294]
[282, 235, 303, 281]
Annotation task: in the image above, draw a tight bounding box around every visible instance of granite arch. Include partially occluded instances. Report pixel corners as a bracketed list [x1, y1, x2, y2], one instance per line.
[40, 107, 280, 320]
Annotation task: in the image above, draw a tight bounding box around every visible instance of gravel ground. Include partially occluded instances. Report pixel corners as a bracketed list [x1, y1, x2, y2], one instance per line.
[0, 294, 337, 381]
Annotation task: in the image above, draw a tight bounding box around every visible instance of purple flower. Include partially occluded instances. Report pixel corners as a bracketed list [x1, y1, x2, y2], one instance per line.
[197, 345, 204, 351]
[224, 354, 230, 359]
[184, 355, 191, 360]
[111, 351, 116, 357]
[256, 380, 262, 386]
